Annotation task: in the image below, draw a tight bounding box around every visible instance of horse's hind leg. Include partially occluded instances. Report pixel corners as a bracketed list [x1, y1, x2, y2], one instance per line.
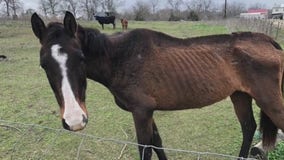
[255, 96, 284, 131]
[230, 92, 256, 158]
[254, 88, 284, 149]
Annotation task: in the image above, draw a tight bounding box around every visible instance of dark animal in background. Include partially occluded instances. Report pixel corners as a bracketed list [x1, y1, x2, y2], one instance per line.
[120, 18, 128, 31]
[94, 15, 115, 30]
[31, 11, 284, 160]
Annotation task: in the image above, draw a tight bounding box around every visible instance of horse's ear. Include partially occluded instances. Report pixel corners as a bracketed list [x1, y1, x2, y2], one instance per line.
[31, 13, 46, 43]
[64, 11, 77, 37]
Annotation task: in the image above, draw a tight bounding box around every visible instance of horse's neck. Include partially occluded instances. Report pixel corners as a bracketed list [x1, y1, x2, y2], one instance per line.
[83, 34, 112, 86]
[86, 55, 112, 87]
[85, 31, 139, 87]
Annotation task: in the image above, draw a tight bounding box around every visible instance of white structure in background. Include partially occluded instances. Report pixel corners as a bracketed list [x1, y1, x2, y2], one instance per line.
[240, 9, 268, 19]
[272, 4, 284, 19]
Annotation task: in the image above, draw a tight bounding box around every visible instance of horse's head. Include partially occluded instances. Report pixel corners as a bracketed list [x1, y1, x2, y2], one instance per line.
[31, 11, 88, 131]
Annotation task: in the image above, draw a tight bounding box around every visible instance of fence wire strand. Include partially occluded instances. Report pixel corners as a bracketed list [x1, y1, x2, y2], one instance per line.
[0, 119, 257, 160]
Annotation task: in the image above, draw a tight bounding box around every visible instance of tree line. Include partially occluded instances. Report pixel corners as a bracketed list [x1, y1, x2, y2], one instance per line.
[0, 0, 267, 21]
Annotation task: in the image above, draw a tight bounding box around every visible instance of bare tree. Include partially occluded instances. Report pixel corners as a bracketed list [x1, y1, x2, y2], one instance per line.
[168, 0, 183, 12]
[184, 0, 215, 20]
[63, 0, 80, 18]
[191, 0, 212, 14]
[80, 0, 100, 20]
[224, 0, 227, 18]
[39, 0, 49, 17]
[225, 1, 246, 18]
[0, 0, 22, 18]
[101, 0, 114, 12]
[39, 0, 60, 16]
[48, 0, 60, 15]
[25, 8, 36, 15]
[185, 0, 201, 14]
[150, 0, 159, 14]
[132, 1, 151, 21]
[10, 0, 16, 16]
[80, 0, 91, 20]
[168, 0, 183, 20]
[10, 0, 22, 19]
[201, 0, 212, 14]
[155, 8, 172, 21]
[2, 0, 11, 17]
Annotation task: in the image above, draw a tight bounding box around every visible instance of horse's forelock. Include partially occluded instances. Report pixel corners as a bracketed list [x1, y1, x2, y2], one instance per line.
[45, 22, 64, 39]
[47, 22, 64, 29]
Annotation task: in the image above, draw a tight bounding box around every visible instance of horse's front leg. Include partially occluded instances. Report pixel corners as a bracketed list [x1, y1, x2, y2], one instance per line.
[132, 110, 154, 160]
[152, 120, 167, 160]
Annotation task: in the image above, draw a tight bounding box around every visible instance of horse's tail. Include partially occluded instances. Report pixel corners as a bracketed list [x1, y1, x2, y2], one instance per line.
[260, 39, 283, 150]
[260, 111, 278, 149]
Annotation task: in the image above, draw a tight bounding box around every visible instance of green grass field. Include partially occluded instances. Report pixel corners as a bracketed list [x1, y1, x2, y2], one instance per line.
[0, 19, 283, 160]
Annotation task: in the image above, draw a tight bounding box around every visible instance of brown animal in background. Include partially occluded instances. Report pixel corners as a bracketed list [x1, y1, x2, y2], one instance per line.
[121, 18, 128, 31]
[31, 11, 284, 160]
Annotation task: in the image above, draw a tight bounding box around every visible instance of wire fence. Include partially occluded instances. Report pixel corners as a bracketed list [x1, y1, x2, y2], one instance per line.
[0, 119, 257, 160]
[225, 18, 284, 40]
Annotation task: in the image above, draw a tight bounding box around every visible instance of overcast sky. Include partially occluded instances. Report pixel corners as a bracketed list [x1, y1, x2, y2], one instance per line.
[23, 0, 284, 12]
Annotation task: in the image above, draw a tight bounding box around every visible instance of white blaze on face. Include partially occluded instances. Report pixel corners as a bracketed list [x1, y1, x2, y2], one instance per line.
[51, 44, 87, 131]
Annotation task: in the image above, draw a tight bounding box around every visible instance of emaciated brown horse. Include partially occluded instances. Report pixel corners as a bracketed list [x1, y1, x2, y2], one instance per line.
[31, 11, 284, 160]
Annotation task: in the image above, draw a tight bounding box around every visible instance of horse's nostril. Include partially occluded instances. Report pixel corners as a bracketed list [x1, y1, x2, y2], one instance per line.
[62, 119, 71, 130]
[82, 114, 88, 124]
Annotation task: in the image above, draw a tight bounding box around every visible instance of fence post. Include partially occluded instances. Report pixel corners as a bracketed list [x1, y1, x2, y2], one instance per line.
[275, 21, 281, 40]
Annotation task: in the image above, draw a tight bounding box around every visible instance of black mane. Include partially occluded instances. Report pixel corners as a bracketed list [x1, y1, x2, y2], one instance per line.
[80, 27, 233, 60]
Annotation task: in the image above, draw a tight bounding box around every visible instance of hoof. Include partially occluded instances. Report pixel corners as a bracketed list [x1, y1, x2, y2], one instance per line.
[250, 147, 267, 160]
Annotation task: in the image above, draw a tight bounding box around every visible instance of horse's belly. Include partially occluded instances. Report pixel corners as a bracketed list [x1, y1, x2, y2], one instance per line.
[142, 67, 238, 110]
[153, 79, 235, 110]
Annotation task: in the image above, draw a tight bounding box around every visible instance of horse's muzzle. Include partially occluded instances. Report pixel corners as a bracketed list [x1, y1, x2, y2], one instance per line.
[62, 114, 88, 131]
